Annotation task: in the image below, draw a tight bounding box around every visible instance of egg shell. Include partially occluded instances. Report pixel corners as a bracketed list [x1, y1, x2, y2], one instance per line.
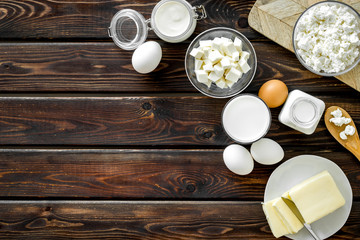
[223, 144, 254, 175]
[132, 41, 162, 74]
[258, 80, 288, 108]
[250, 138, 284, 165]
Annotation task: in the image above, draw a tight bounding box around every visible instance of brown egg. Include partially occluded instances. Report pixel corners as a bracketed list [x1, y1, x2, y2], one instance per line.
[258, 80, 288, 108]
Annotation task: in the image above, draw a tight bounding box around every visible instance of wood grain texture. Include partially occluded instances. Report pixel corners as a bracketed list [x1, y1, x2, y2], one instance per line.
[0, 200, 359, 239]
[0, 96, 359, 146]
[0, 0, 260, 40]
[0, 41, 352, 93]
[248, 0, 360, 92]
[0, 149, 358, 199]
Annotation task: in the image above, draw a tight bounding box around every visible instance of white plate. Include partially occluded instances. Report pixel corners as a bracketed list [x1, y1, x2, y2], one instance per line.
[264, 155, 353, 240]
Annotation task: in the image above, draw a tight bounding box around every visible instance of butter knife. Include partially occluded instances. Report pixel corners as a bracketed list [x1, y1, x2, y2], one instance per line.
[281, 197, 322, 240]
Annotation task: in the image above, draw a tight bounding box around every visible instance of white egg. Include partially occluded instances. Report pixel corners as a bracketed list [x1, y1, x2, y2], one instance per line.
[250, 138, 284, 165]
[223, 144, 254, 175]
[132, 41, 162, 74]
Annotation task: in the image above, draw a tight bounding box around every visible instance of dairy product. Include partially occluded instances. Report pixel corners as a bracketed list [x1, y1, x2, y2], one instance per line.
[283, 171, 345, 224]
[222, 95, 270, 144]
[330, 108, 351, 127]
[190, 36, 251, 88]
[294, 2, 360, 73]
[263, 198, 294, 238]
[272, 198, 303, 234]
[330, 108, 342, 118]
[225, 67, 242, 82]
[330, 117, 352, 127]
[154, 1, 191, 37]
[340, 125, 356, 140]
[278, 90, 325, 135]
[328, 107, 354, 140]
[344, 125, 356, 136]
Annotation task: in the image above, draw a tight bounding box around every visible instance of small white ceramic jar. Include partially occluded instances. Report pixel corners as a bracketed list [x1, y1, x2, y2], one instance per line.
[108, 0, 206, 50]
[278, 90, 325, 135]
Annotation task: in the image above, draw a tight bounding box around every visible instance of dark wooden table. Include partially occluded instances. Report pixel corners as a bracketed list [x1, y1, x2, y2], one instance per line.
[0, 0, 359, 239]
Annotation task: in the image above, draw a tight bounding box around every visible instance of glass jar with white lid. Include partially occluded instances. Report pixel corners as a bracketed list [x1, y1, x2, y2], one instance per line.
[108, 0, 207, 50]
[278, 90, 325, 135]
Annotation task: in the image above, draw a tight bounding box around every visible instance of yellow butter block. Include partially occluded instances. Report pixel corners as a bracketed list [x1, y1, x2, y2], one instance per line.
[272, 198, 303, 234]
[263, 197, 304, 238]
[284, 170, 345, 224]
[263, 198, 291, 238]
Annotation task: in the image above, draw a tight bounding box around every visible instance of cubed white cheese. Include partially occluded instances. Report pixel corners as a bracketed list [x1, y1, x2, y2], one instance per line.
[225, 79, 235, 88]
[208, 50, 223, 64]
[203, 80, 212, 88]
[199, 40, 212, 48]
[203, 63, 214, 72]
[190, 48, 204, 59]
[234, 37, 243, 51]
[224, 68, 230, 76]
[190, 36, 251, 90]
[215, 78, 227, 89]
[213, 63, 224, 76]
[211, 37, 223, 53]
[204, 59, 212, 66]
[202, 47, 211, 59]
[231, 61, 238, 68]
[194, 59, 203, 70]
[239, 59, 251, 73]
[225, 67, 242, 82]
[220, 57, 232, 69]
[195, 70, 209, 83]
[240, 51, 250, 61]
[221, 37, 231, 43]
[223, 42, 237, 56]
[208, 71, 222, 82]
[232, 51, 240, 61]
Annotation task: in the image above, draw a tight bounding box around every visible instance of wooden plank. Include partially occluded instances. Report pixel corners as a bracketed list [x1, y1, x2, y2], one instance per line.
[0, 42, 352, 93]
[0, 0, 260, 40]
[0, 149, 358, 199]
[0, 200, 359, 239]
[248, 0, 360, 92]
[0, 96, 359, 146]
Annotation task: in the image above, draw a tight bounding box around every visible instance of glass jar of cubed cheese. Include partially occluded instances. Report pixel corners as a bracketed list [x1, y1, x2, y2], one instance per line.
[108, 0, 206, 50]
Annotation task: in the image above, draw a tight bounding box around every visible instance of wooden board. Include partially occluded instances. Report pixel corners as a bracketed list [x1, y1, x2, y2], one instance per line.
[0, 201, 359, 239]
[0, 96, 359, 146]
[248, 0, 360, 91]
[0, 0, 359, 238]
[0, 0, 258, 40]
[0, 42, 352, 93]
[0, 149, 358, 199]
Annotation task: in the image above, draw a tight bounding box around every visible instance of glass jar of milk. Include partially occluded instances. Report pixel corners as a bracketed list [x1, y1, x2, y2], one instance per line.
[108, 0, 207, 50]
[278, 90, 325, 135]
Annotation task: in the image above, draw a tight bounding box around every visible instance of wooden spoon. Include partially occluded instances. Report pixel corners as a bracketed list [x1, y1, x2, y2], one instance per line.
[324, 106, 360, 161]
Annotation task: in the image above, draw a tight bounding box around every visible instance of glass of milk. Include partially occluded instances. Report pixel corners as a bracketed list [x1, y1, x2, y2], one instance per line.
[108, 0, 207, 50]
[222, 94, 272, 144]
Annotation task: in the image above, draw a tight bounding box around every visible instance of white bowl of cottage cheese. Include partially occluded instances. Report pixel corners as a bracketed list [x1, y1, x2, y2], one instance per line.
[293, 1, 360, 76]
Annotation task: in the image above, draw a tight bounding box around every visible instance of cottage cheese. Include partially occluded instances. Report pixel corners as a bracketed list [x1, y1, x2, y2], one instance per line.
[295, 2, 360, 73]
[328, 108, 355, 140]
[340, 125, 356, 140]
[330, 108, 351, 127]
